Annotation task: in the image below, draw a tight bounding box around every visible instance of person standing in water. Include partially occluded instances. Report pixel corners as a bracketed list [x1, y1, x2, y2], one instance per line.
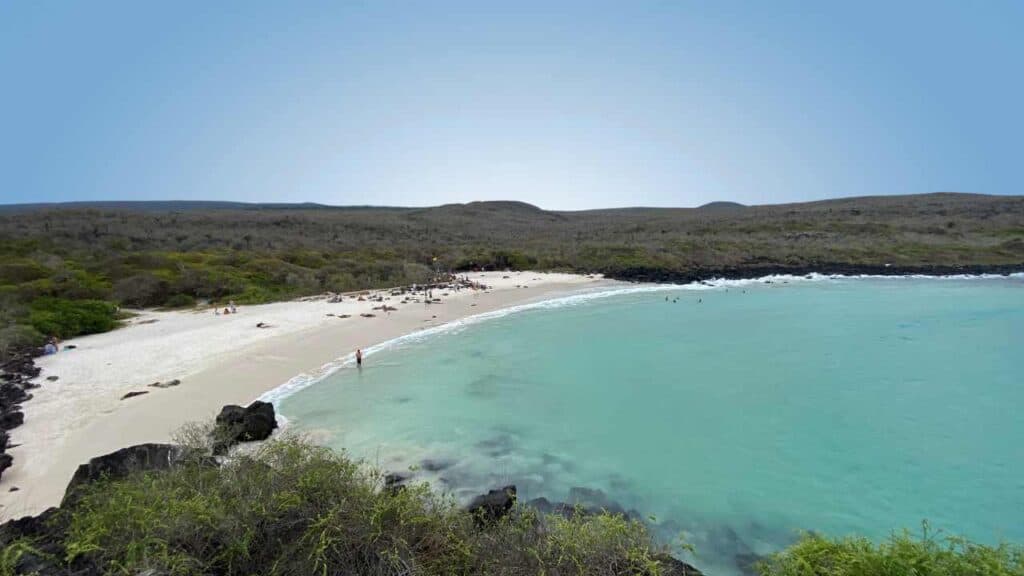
[355, 348, 363, 367]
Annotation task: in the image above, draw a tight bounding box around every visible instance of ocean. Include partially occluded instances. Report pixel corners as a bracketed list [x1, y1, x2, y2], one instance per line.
[274, 275, 1023, 575]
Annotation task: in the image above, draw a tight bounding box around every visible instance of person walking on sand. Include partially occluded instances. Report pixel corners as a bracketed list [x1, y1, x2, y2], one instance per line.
[356, 348, 363, 367]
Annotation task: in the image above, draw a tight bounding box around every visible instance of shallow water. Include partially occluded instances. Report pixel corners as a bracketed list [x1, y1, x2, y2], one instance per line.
[279, 276, 1024, 575]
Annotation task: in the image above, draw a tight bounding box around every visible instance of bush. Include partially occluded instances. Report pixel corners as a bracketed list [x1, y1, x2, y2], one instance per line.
[0, 324, 45, 360]
[28, 297, 118, 338]
[758, 525, 1024, 576]
[0, 259, 50, 285]
[163, 293, 196, 308]
[57, 435, 670, 576]
[49, 268, 111, 300]
[112, 273, 171, 307]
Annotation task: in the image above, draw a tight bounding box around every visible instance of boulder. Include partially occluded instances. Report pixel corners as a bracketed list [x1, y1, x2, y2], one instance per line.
[465, 485, 516, 524]
[0, 512, 70, 575]
[216, 404, 246, 426]
[525, 496, 580, 518]
[383, 473, 408, 495]
[0, 382, 30, 407]
[651, 553, 704, 576]
[1, 408, 24, 431]
[567, 486, 630, 517]
[12, 550, 60, 575]
[420, 458, 453, 472]
[213, 401, 278, 454]
[0, 453, 12, 479]
[62, 443, 185, 506]
[0, 508, 52, 542]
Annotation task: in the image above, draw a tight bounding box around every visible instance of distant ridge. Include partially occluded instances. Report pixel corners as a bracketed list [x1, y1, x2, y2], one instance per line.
[0, 193, 1017, 214]
[0, 200, 334, 213]
[698, 201, 746, 210]
[426, 201, 546, 215]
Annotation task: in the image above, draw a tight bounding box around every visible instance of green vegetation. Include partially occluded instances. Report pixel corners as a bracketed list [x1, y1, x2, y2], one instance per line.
[27, 298, 118, 339]
[6, 434, 675, 576]
[0, 325, 44, 360]
[4, 432, 1020, 575]
[759, 526, 1024, 576]
[1, 193, 1022, 356]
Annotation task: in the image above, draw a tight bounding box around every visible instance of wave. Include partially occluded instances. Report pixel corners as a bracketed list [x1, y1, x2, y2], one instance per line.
[259, 271, 1022, 406]
[684, 271, 1024, 289]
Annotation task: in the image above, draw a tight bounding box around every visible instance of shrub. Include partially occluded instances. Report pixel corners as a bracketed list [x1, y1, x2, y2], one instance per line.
[163, 293, 196, 308]
[0, 324, 45, 360]
[14, 278, 57, 300]
[28, 297, 118, 338]
[59, 435, 670, 576]
[0, 259, 50, 285]
[758, 525, 1024, 576]
[49, 268, 112, 300]
[113, 273, 171, 307]
[472, 505, 664, 574]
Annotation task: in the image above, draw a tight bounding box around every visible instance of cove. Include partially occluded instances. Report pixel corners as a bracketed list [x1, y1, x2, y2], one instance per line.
[278, 276, 1024, 575]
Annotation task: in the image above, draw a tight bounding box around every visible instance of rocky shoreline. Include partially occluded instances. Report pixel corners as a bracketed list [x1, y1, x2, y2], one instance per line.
[603, 262, 1024, 284]
[0, 350, 43, 481]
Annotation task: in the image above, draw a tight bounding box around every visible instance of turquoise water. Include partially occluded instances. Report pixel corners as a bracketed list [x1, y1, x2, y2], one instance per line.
[278, 276, 1024, 575]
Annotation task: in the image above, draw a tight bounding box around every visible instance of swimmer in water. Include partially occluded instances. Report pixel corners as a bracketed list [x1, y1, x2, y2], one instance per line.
[356, 348, 363, 367]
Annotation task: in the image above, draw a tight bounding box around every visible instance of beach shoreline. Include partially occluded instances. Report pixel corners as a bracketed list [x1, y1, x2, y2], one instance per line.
[0, 271, 616, 519]
[4, 270, 1019, 519]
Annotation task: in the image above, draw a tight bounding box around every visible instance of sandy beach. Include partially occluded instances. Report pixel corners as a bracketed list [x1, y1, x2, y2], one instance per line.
[0, 271, 614, 519]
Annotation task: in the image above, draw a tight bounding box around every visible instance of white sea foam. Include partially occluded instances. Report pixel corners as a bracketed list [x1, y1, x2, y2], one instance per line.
[259, 271, 1022, 406]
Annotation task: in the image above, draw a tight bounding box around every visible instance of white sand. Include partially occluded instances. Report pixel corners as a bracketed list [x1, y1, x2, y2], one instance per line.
[0, 272, 615, 519]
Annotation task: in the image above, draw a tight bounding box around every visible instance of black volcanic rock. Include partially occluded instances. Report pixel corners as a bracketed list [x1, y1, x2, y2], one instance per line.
[0, 382, 30, 408]
[0, 408, 24, 431]
[651, 553, 704, 576]
[62, 443, 188, 506]
[0, 453, 12, 479]
[420, 458, 453, 472]
[465, 485, 516, 525]
[0, 507, 69, 575]
[526, 496, 581, 518]
[384, 473, 409, 495]
[213, 401, 278, 454]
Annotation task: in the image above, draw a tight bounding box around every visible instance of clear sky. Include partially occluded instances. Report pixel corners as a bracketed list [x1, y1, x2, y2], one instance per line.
[1, 1, 1021, 209]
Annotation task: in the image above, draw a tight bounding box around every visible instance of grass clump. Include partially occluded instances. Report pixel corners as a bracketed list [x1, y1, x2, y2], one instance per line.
[758, 524, 1024, 576]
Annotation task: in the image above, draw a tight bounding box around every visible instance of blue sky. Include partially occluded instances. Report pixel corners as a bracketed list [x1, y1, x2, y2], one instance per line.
[1, 1, 1021, 209]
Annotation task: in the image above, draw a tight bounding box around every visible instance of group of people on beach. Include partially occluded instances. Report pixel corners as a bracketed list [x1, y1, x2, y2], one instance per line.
[214, 301, 238, 316]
